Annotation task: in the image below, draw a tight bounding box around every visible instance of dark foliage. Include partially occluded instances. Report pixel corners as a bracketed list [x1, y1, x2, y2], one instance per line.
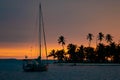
[48, 33, 120, 63]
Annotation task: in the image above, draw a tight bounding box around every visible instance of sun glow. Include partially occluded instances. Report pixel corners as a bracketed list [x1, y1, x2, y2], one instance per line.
[105, 56, 114, 62]
[0, 43, 63, 59]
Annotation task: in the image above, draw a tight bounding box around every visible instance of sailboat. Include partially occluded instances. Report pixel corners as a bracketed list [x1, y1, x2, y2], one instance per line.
[23, 3, 48, 72]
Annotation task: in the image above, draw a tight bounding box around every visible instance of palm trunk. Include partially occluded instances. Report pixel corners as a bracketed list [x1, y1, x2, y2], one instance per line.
[89, 40, 91, 47]
[62, 44, 64, 50]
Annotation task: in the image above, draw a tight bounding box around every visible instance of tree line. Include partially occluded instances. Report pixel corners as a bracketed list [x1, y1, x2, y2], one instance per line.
[48, 32, 120, 63]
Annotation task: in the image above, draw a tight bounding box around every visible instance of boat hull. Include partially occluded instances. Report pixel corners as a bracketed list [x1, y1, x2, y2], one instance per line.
[23, 60, 48, 72]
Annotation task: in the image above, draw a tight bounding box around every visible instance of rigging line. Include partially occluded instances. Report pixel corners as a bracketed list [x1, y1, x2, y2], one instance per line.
[34, 1, 39, 58]
[34, 1, 38, 57]
[41, 4, 48, 61]
[31, 0, 36, 58]
[32, 1, 41, 58]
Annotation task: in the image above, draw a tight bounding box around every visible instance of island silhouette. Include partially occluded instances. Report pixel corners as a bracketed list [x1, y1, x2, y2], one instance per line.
[48, 32, 120, 64]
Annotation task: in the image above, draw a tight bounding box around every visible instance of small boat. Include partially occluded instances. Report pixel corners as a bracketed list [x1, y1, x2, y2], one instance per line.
[23, 58, 48, 72]
[23, 3, 48, 72]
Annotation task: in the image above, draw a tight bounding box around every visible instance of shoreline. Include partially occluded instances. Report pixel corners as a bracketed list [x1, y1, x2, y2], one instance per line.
[53, 63, 120, 66]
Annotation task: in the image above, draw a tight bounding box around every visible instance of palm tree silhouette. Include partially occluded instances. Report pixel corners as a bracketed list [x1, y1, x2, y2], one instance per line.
[106, 34, 113, 44]
[58, 35, 65, 50]
[98, 32, 104, 43]
[87, 33, 94, 47]
[48, 49, 56, 62]
[84, 47, 95, 62]
[55, 50, 65, 62]
[77, 45, 85, 62]
[96, 43, 106, 62]
[67, 43, 77, 62]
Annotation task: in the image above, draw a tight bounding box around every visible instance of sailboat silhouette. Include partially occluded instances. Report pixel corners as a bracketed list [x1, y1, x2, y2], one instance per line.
[23, 3, 48, 72]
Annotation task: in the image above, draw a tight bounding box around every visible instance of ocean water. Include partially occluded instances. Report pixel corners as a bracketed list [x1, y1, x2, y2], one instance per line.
[0, 59, 120, 80]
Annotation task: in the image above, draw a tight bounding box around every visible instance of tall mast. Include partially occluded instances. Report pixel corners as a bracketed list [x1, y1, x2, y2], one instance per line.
[39, 3, 42, 59]
[41, 5, 48, 61]
[39, 3, 48, 60]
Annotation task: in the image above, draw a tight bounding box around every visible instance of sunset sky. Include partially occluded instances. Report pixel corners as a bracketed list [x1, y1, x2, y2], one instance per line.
[0, 0, 120, 59]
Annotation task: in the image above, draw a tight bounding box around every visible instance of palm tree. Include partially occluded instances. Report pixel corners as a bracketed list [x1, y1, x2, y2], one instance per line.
[106, 34, 113, 44]
[96, 43, 106, 62]
[87, 33, 94, 47]
[48, 49, 56, 61]
[97, 32, 104, 43]
[58, 35, 65, 50]
[77, 45, 85, 62]
[55, 49, 65, 62]
[84, 47, 95, 62]
[67, 43, 77, 62]
[109, 42, 117, 62]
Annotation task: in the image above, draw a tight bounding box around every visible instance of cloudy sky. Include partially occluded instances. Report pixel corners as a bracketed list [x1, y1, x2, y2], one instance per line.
[0, 0, 120, 59]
